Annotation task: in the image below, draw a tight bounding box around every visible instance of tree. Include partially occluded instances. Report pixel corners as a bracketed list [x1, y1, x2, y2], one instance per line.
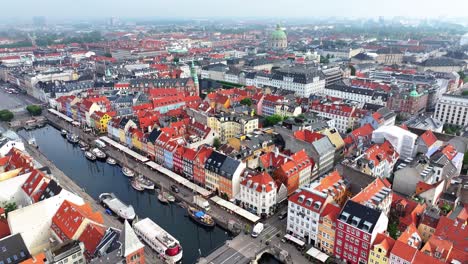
[213, 137, 221, 149]
[240, 98, 252, 107]
[387, 221, 400, 240]
[3, 202, 17, 217]
[264, 114, 283, 127]
[458, 71, 466, 80]
[349, 65, 356, 76]
[0, 110, 14, 122]
[26, 105, 42, 116]
[320, 56, 329, 64]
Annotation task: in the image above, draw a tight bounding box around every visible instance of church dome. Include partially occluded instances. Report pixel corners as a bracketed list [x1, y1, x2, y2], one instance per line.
[270, 24, 287, 40]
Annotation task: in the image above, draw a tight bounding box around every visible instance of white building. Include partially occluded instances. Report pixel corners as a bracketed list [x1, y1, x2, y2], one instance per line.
[287, 188, 331, 246]
[434, 93, 468, 127]
[239, 172, 277, 216]
[7, 190, 84, 255]
[0, 136, 25, 157]
[323, 83, 388, 106]
[372, 125, 418, 160]
[270, 67, 326, 98]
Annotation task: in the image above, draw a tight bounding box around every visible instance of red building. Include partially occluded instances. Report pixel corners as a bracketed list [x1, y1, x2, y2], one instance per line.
[193, 146, 213, 186]
[334, 200, 388, 264]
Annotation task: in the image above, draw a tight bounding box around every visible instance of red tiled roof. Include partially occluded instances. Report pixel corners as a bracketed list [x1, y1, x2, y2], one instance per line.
[182, 148, 197, 160]
[52, 200, 104, 240]
[21, 170, 45, 196]
[313, 170, 346, 198]
[372, 233, 395, 257]
[319, 203, 341, 222]
[351, 177, 391, 205]
[0, 218, 10, 239]
[420, 130, 438, 147]
[441, 144, 457, 160]
[240, 171, 275, 193]
[433, 205, 468, 252]
[293, 129, 324, 143]
[78, 223, 105, 258]
[289, 189, 326, 213]
[391, 240, 417, 262]
[412, 251, 445, 264]
[0, 156, 8, 166]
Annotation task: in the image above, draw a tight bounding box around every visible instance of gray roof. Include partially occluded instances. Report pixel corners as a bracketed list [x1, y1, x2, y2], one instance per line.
[271, 66, 324, 84]
[0, 234, 31, 264]
[205, 151, 241, 180]
[421, 57, 466, 67]
[339, 200, 382, 234]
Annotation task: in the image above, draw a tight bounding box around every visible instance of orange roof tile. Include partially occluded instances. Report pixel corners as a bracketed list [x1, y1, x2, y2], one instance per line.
[20, 252, 46, 264]
[420, 130, 438, 147]
[391, 240, 417, 262]
[351, 177, 391, 205]
[52, 200, 104, 240]
[78, 223, 106, 257]
[372, 233, 395, 257]
[241, 171, 275, 193]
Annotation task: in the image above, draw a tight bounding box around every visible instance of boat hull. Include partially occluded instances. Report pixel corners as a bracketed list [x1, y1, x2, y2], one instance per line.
[187, 208, 216, 228]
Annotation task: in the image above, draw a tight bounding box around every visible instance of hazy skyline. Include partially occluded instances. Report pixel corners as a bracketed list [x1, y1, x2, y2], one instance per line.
[2, 0, 468, 20]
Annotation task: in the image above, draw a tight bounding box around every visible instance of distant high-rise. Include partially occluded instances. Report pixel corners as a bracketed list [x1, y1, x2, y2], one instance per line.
[33, 16, 46, 26]
[109, 17, 118, 26]
[461, 33, 468, 46]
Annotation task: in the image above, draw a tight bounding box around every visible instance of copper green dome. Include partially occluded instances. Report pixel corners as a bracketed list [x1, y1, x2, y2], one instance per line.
[409, 89, 420, 97]
[271, 24, 287, 40]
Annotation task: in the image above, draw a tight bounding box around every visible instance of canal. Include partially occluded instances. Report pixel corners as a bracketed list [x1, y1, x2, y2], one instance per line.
[20, 125, 230, 264]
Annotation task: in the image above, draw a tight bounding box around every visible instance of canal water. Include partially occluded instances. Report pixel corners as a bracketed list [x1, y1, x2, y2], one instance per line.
[19, 125, 229, 264]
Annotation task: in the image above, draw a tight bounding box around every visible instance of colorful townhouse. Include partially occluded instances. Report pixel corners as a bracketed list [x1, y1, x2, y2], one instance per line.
[204, 151, 245, 200]
[334, 200, 389, 264]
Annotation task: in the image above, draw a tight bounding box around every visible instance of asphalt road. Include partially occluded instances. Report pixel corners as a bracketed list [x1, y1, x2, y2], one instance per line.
[0, 88, 39, 113]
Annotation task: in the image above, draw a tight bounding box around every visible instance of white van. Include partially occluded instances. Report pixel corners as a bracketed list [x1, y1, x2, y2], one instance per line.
[251, 223, 264, 238]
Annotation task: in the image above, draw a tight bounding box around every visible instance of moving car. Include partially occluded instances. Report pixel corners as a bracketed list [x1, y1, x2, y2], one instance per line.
[171, 185, 180, 193]
[251, 223, 264, 238]
[278, 211, 287, 220]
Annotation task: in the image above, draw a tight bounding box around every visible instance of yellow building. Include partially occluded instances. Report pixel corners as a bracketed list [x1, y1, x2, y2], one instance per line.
[92, 112, 112, 134]
[368, 233, 395, 264]
[417, 208, 440, 243]
[318, 203, 341, 255]
[207, 114, 258, 142]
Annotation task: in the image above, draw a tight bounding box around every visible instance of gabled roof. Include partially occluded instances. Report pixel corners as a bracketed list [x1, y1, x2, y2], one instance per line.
[372, 233, 395, 256]
[390, 240, 417, 262]
[78, 223, 105, 257]
[351, 177, 391, 206]
[289, 189, 327, 213]
[51, 200, 104, 240]
[21, 170, 45, 196]
[419, 130, 438, 148]
[123, 220, 144, 258]
[320, 203, 341, 222]
[241, 171, 275, 193]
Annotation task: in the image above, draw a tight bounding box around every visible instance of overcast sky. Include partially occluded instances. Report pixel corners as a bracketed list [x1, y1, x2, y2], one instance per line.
[3, 0, 468, 19]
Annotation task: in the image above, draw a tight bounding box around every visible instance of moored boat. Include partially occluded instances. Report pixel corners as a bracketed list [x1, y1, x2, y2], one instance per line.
[91, 148, 106, 160]
[136, 175, 154, 190]
[66, 133, 79, 144]
[164, 192, 176, 203]
[84, 151, 97, 161]
[122, 167, 135, 177]
[131, 180, 144, 191]
[78, 140, 89, 150]
[187, 206, 215, 228]
[106, 157, 117, 165]
[158, 193, 169, 204]
[99, 193, 136, 221]
[133, 218, 183, 263]
[28, 137, 38, 148]
[60, 129, 68, 137]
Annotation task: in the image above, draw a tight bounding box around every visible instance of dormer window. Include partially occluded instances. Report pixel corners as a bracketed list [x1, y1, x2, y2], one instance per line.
[362, 221, 372, 232]
[298, 195, 305, 203]
[305, 198, 312, 207]
[340, 212, 350, 222]
[351, 216, 361, 227]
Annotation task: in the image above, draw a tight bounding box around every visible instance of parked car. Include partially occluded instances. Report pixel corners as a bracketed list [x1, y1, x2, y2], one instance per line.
[171, 185, 180, 193]
[278, 210, 287, 220]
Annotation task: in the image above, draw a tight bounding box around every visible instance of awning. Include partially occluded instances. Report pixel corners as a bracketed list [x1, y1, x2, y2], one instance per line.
[284, 234, 305, 247]
[305, 247, 329, 263]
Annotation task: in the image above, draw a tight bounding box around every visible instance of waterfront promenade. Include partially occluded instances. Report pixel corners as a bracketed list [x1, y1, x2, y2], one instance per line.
[44, 112, 249, 231]
[14, 127, 164, 264]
